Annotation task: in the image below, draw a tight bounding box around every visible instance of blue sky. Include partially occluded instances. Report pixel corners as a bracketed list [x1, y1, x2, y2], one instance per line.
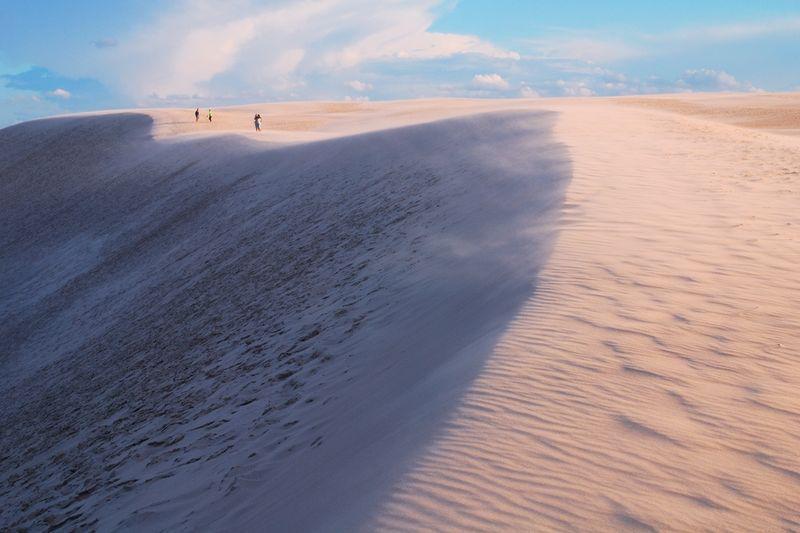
[2, 0, 799, 126]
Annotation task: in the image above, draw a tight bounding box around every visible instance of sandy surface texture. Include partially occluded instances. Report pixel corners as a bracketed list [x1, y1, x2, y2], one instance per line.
[1, 93, 799, 531]
[374, 98, 800, 531]
[620, 92, 800, 135]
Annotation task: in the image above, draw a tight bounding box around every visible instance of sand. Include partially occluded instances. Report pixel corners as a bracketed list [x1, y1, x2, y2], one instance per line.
[620, 92, 800, 135]
[374, 98, 800, 531]
[1, 93, 799, 531]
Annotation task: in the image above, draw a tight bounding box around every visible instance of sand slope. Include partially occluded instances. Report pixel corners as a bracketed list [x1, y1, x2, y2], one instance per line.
[373, 100, 800, 531]
[0, 109, 569, 530]
[2, 94, 799, 531]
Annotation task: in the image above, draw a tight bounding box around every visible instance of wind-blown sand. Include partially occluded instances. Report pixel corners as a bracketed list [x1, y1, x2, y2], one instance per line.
[1, 94, 799, 531]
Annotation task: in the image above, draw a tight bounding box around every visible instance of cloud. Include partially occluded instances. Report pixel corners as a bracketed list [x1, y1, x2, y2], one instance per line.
[472, 73, 508, 90]
[330, 29, 519, 69]
[554, 79, 595, 96]
[2, 67, 57, 91]
[2, 2, 786, 124]
[348, 80, 373, 92]
[1, 67, 106, 96]
[0, 66, 118, 118]
[519, 64, 760, 97]
[0, 67, 120, 126]
[668, 17, 800, 43]
[519, 84, 540, 98]
[525, 15, 800, 67]
[91, 38, 119, 49]
[676, 68, 758, 92]
[526, 36, 643, 63]
[100, 0, 520, 103]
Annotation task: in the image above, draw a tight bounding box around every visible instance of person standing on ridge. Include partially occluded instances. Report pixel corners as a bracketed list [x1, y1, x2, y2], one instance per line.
[254, 113, 262, 131]
[194, 108, 200, 122]
[208, 108, 213, 122]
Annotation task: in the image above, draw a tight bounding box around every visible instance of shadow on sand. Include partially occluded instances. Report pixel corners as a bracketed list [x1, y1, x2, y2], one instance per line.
[0, 110, 570, 531]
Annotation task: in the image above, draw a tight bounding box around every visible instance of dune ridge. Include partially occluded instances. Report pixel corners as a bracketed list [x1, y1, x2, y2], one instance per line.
[0, 110, 569, 531]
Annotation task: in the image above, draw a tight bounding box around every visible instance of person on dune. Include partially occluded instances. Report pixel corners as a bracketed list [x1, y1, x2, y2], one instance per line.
[208, 108, 213, 122]
[195, 108, 200, 122]
[254, 113, 262, 131]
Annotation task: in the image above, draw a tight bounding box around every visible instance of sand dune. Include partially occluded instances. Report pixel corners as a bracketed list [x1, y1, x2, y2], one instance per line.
[1, 94, 799, 531]
[620, 92, 800, 135]
[373, 98, 800, 531]
[0, 109, 569, 530]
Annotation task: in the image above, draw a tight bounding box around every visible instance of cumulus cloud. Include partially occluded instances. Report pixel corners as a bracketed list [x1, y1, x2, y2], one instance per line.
[523, 65, 760, 97]
[519, 84, 540, 98]
[472, 73, 509, 90]
[3, 1, 783, 122]
[348, 80, 373, 92]
[554, 79, 595, 97]
[100, 0, 519, 103]
[676, 68, 758, 92]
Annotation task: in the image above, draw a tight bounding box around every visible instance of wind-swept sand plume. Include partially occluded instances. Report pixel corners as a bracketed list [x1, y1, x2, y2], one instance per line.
[1, 94, 799, 531]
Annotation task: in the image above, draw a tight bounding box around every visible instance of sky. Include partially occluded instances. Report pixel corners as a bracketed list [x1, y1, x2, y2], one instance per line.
[2, 0, 799, 126]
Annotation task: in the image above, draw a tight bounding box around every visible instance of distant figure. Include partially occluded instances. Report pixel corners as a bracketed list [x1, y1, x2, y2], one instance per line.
[194, 108, 200, 122]
[208, 108, 213, 122]
[254, 113, 262, 132]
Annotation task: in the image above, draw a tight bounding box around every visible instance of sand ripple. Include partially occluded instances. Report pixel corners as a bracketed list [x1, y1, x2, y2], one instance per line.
[374, 102, 800, 531]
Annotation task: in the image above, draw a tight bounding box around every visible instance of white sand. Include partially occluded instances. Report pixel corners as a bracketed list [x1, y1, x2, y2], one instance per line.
[1, 94, 799, 531]
[374, 98, 800, 531]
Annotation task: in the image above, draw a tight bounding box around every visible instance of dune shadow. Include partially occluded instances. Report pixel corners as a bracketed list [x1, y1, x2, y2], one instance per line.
[0, 110, 570, 531]
[193, 111, 573, 531]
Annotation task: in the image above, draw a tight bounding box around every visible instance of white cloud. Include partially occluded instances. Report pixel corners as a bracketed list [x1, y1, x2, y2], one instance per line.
[34, 1, 780, 109]
[527, 36, 643, 63]
[472, 73, 509, 90]
[668, 17, 800, 43]
[50, 88, 71, 99]
[348, 80, 373, 92]
[331, 30, 519, 68]
[676, 68, 758, 92]
[519, 85, 540, 98]
[525, 15, 800, 67]
[553, 79, 595, 97]
[530, 66, 760, 97]
[101, 0, 519, 102]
